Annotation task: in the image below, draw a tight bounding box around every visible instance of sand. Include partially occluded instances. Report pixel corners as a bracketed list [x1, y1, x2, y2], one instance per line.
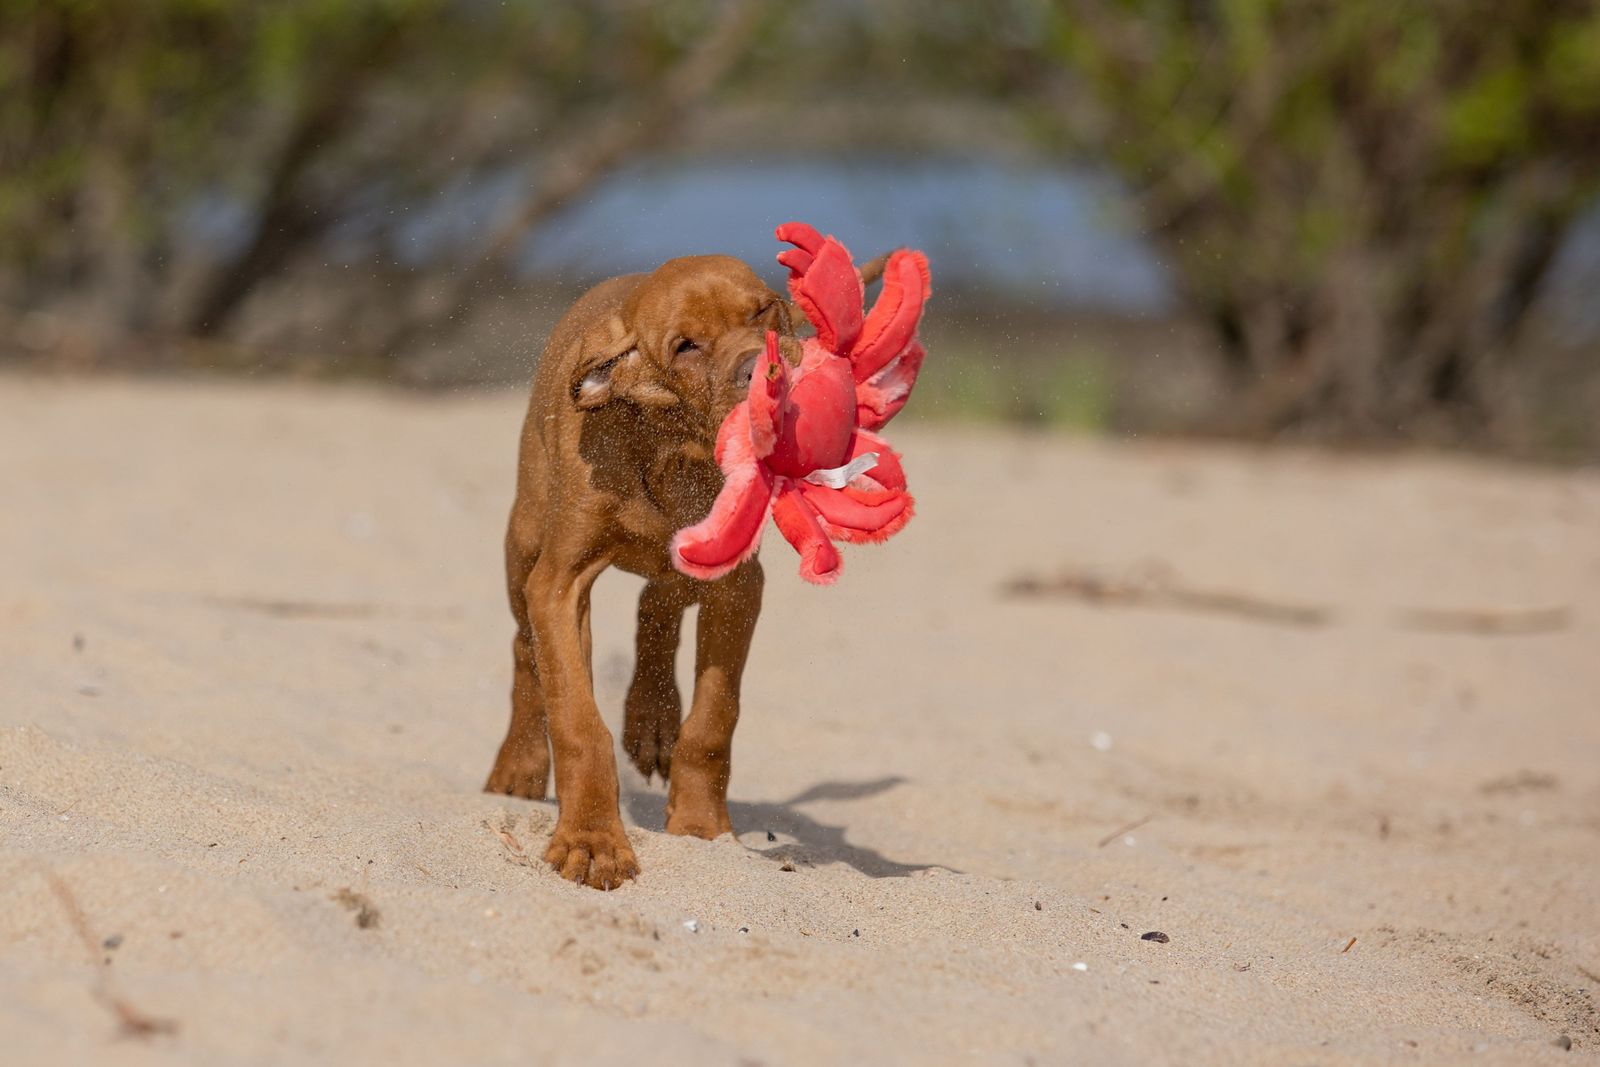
[1, 376, 1597, 1065]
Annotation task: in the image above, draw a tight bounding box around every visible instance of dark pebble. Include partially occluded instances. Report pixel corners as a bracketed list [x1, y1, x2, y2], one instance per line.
[1555, 1035, 1572, 1051]
[766, 831, 776, 842]
[852, 929, 860, 937]
[1141, 931, 1171, 943]
[1034, 901, 1042, 911]
[102, 934, 123, 950]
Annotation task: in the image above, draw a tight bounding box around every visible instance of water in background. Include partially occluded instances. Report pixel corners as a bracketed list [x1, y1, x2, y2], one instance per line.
[261, 154, 1597, 338]
[515, 159, 1172, 314]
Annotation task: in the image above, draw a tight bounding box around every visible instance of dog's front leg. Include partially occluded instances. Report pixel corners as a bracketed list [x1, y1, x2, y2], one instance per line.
[666, 560, 764, 838]
[525, 555, 638, 889]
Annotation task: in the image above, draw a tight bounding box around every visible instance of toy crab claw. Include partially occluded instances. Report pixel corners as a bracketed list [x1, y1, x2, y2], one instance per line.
[671, 224, 930, 585]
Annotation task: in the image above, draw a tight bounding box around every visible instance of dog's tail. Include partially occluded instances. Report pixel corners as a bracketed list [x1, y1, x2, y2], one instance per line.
[857, 251, 893, 288]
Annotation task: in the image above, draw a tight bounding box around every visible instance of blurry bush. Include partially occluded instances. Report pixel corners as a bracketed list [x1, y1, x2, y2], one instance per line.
[847, 0, 1600, 441]
[3, 0, 1599, 447]
[0, 0, 764, 364]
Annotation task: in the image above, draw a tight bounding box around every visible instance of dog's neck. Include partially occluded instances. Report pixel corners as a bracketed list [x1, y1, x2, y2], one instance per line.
[577, 402, 724, 547]
[637, 406, 723, 529]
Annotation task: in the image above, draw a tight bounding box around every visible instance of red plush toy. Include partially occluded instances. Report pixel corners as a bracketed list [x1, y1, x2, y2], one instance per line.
[671, 222, 931, 584]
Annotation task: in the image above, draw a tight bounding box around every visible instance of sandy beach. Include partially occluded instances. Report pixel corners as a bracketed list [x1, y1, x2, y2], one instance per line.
[2, 377, 1597, 1065]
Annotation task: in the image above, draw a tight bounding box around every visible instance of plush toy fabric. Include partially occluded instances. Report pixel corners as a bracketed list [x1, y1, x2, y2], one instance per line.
[671, 222, 931, 584]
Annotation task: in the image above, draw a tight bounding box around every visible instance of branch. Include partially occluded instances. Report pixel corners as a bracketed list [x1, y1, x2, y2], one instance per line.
[381, 0, 764, 357]
[187, 23, 407, 335]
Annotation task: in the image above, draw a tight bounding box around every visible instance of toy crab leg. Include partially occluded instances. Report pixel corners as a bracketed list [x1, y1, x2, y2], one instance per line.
[770, 484, 842, 585]
[848, 429, 907, 490]
[851, 250, 930, 382]
[773, 220, 824, 275]
[745, 331, 788, 459]
[672, 409, 777, 581]
[855, 340, 925, 432]
[796, 481, 914, 545]
[775, 222, 862, 354]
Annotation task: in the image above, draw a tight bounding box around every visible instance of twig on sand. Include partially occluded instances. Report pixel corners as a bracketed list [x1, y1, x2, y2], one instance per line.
[487, 817, 537, 870]
[1004, 566, 1332, 628]
[1394, 606, 1571, 636]
[1005, 564, 1575, 637]
[1097, 814, 1154, 848]
[494, 827, 525, 856]
[43, 870, 179, 1039]
[1342, 936, 1358, 954]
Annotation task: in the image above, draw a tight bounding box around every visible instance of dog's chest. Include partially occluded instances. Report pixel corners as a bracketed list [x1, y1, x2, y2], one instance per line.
[640, 441, 721, 529]
[606, 444, 721, 580]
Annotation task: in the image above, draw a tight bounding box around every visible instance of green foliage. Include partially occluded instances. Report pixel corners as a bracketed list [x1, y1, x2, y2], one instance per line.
[0, 0, 751, 309]
[1, 2, 399, 270]
[808, 0, 1600, 434]
[1036, 1, 1600, 431]
[3, 0, 1597, 440]
[908, 336, 1115, 432]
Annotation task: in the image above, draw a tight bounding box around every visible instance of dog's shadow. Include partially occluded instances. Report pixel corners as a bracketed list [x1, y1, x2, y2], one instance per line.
[622, 774, 953, 879]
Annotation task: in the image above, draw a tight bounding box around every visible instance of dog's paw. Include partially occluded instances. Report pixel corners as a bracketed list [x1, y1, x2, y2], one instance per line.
[664, 799, 734, 840]
[483, 751, 550, 800]
[544, 822, 639, 890]
[622, 693, 678, 782]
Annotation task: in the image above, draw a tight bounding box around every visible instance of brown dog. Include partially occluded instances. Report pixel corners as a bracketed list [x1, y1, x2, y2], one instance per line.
[484, 254, 806, 889]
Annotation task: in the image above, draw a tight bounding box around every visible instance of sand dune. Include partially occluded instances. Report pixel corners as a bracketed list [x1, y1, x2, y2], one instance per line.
[2, 378, 1597, 1064]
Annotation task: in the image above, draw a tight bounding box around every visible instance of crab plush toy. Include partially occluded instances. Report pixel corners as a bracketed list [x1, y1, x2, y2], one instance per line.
[671, 223, 931, 584]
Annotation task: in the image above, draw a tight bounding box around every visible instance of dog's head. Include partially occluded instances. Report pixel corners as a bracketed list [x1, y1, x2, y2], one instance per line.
[572, 255, 795, 438]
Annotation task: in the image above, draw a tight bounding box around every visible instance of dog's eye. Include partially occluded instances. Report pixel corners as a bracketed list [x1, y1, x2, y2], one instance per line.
[674, 338, 700, 357]
[733, 353, 759, 389]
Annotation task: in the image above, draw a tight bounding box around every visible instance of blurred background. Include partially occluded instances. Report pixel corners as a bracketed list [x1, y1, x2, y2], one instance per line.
[3, 0, 1599, 455]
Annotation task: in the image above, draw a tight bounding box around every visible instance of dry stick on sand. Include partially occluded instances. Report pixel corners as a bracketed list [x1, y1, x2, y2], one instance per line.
[1004, 567, 1332, 628]
[1097, 814, 1154, 848]
[1006, 566, 1573, 635]
[43, 870, 179, 1039]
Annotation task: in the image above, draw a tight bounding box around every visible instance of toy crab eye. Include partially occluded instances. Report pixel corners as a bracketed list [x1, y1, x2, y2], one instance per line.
[733, 353, 759, 388]
[674, 338, 700, 357]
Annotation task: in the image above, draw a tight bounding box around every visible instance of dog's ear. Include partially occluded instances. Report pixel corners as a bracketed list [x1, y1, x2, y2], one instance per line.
[574, 351, 624, 408]
[573, 340, 679, 410]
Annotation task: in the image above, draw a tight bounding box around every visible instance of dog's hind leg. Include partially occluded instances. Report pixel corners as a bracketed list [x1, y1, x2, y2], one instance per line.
[622, 578, 693, 782]
[484, 627, 550, 799]
[485, 506, 551, 799]
[666, 560, 764, 839]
